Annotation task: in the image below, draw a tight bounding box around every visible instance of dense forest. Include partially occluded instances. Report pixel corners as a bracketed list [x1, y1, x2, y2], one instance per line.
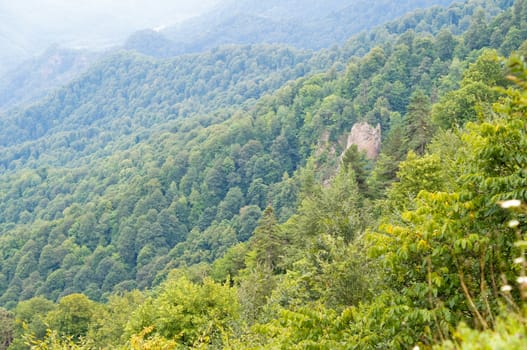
[0, 46, 100, 111]
[1, 0, 527, 348]
[0, 0, 461, 112]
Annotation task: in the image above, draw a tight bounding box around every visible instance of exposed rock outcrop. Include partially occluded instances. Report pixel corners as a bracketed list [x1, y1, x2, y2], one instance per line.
[345, 122, 381, 159]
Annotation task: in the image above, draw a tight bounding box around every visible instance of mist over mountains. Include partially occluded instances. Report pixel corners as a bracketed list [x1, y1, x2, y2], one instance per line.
[0, 0, 218, 75]
[0, 0, 460, 110]
[130, 0, 457, 56]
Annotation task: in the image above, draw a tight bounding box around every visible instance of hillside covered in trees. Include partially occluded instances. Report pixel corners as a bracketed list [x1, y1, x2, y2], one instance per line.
[1, 0, 527, 349]
[130, 0, 457, 56]
[0, 0, 459, 111]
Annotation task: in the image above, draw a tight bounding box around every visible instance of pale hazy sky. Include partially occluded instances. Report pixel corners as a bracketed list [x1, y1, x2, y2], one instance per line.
[1, 0, 220, 48]
[3, 1, 219, 24]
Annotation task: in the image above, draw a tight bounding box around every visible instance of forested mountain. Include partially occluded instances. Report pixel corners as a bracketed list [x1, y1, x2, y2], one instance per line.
[0, 1, 218, 76]
[0, 46, 100, 111]
[2, 0, 464, 118]
[1, 0, 527, 349]
[127, 0, 457, 56]
[0, 1, 220, 110]
[0, 6, 34, 76]
[0, 45, 318, 162]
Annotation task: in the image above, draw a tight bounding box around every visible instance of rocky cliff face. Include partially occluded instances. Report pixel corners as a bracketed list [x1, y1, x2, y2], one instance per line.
[346, 122, 381, 159]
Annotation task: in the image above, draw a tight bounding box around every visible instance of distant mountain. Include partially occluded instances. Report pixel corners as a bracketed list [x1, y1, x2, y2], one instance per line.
[2, 0, 460, 109]
[125, 0, 457, 57]
[0, 8, 34, 76]
[0, 1, 218, 76]
[124, 30, 178, 58]
[0, 46, 101, 111]
[0, 44, 316, 152]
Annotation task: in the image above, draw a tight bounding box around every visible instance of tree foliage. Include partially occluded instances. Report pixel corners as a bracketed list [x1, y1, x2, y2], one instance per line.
[5, 1, 527, 349]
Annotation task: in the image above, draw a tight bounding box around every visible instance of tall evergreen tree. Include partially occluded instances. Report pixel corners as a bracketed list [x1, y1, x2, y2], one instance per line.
[404, 89, 433, 155]
[249, 206, 285, 273]
[341, 145, 370, 196]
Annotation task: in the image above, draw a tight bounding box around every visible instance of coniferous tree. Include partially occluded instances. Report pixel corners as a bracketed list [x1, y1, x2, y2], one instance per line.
[464, 8, 490, 50]
[341, 145, 370, 196]
[404, 89, 433, 155]
[249, 206, 285, 273]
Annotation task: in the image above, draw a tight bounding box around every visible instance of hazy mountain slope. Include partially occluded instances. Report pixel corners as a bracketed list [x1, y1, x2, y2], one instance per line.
[0, 0, 462, 111]
[0, 1, 219, 76]
[0, 9, 34, 76]
[0, 45, 316, 167]
[0, 46, 101, 111]
[152, 0, 456, 55]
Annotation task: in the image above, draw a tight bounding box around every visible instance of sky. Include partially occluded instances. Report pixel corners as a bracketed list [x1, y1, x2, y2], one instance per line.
[1, 0, 220, 48]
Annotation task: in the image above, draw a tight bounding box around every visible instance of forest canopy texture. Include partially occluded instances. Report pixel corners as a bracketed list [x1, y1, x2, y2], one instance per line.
[1, 0, 527, 349]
